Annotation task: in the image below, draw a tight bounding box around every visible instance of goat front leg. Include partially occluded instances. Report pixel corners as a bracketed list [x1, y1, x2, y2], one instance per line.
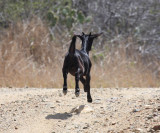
[62, 68, 68, 95]
[75, 68, 81, 97]
[86, 74, 92, 103]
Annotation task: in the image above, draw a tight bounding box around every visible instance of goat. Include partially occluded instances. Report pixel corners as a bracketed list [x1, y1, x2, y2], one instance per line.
[62, 32, 102, 102]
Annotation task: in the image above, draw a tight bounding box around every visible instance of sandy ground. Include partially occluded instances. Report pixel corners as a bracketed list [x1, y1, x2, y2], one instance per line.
[0, 87, 160, 133]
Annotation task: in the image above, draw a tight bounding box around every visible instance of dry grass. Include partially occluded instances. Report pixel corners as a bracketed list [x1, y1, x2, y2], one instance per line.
[91, 37, 160, 88]
[0, 18, 64, 88]
[0, 18, 159, 88]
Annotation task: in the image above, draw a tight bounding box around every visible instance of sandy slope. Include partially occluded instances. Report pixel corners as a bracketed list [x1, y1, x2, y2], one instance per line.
[0, 88, 160, 133]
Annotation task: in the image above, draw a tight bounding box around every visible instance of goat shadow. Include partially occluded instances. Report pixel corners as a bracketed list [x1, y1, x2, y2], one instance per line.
[45, 105, 88, 120]
[45, 112, 72, 120]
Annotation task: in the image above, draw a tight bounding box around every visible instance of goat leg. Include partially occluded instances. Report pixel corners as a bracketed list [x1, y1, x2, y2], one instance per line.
[62, 68, 68, 95]
[86, 74, 92, 103]
[80, 76, 87, 92]
[75, 69, 80, 97]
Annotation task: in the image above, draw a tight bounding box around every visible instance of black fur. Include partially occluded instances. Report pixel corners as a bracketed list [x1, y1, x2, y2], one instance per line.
[62, 32, 102, 102]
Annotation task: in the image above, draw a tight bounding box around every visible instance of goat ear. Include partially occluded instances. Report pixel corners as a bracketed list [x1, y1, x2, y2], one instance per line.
[82, 32, 84, 35]
[90, 32, 103, 39]
[89, 32, 91, 36]
[76, 35, 83, 40]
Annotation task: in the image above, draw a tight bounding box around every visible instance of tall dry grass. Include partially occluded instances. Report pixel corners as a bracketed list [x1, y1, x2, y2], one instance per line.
[0, 18, 159, 88]
[0, 18, 64, 88]
[90, 42, 159, 88]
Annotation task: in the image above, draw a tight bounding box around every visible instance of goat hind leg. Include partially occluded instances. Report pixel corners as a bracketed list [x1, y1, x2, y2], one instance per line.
[80, 76, 87, 92]
[86, 74, 92, 103]
[75, 69, 81, 97]
[62, 69, 68, 95]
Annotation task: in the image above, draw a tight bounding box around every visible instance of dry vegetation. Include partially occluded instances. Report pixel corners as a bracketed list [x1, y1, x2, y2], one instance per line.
[0, 18, 159, 88]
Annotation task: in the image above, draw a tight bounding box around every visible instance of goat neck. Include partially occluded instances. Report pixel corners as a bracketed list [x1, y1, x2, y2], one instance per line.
[81, 37, 89, 54]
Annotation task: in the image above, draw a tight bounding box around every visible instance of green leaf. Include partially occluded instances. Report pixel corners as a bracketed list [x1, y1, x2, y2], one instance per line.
[77, 11, 85, 23]
[47, 11, 58, 27]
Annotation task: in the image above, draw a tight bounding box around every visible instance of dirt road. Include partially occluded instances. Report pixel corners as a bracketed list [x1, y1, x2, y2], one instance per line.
[0, 88, 160, 133]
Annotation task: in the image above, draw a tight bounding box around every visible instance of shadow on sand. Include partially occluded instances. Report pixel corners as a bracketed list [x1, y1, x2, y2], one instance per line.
[45, 105, 88, 120]
[45, 112, 73, 120]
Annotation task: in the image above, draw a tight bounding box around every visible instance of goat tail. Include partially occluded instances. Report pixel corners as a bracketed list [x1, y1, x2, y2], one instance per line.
[69, 35, 76, 54]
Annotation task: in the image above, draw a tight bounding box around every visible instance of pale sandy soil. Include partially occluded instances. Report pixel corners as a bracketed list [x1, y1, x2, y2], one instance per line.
[0, 88, 160, 133]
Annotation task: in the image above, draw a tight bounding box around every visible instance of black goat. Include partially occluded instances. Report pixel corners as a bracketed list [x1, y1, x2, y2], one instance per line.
[62, 32, 102, 102]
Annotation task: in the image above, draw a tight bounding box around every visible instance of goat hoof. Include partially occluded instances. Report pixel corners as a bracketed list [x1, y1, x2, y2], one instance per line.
[75, 91, 80, 97]
[87, 98, 92, 103]
[63, 90, 67, 95]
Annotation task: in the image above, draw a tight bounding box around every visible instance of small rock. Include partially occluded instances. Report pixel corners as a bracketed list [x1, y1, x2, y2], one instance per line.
[148, 129, 155, 132]
[15, 126, 18, 130]
[94, 121, 99, 124]
[56, 100, 60, 103]
[153, 113, 158, 117]
[144, 125, 148, 128]
[152, 125, 160, 131]
[129, 126, 135, 129]
[144, 105, 152, 109]
[133, 128, 144, 133]
[70, 105, 93, 114]
[103, 124, 107, 127]
[107, 129, 114, 132]
[153, 116, 159, 122]
[41, 99, 45, 102]
[111, 122, 116, 125]
[100, 111, 105, 114]
[59, 93, 62, 97]
[83, 127, 88, 129]
[132, 109, 141, 112]
[105, 118, 109, 121]
[107, 97, 118, 103]
[147, 115, 153, 119]
[49, 104, 55, 108]
[93, 99, 101, 104]
[83, 123, 89, 129]
[153, 108, 157, 112]
[74, 125, 79, 128]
